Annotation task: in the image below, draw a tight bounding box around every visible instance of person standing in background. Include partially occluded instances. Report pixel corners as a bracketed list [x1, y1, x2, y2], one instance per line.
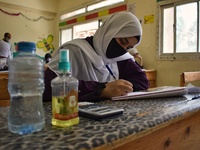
[129, 47, 143, 69]
[0, 32, 12, 71]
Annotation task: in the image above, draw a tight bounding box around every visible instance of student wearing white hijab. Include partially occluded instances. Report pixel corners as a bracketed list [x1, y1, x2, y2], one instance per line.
[44, 12, 149, 101]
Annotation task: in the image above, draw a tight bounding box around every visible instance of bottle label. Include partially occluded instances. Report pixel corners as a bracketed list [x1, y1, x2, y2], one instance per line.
[52, 89, 78, 120]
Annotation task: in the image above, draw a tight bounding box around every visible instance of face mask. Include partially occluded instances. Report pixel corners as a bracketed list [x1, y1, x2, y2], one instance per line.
[6, 37, 10, 43]
[106, 38, 127, 58]
[47, 58, 51, 62]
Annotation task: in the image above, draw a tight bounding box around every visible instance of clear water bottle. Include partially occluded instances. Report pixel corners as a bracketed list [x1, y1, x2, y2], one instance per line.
[8, 41, 45, 135]
[51, 49, 79, 127]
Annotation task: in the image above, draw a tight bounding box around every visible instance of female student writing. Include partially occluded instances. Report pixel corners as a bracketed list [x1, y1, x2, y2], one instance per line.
[43, 12, 149, 102]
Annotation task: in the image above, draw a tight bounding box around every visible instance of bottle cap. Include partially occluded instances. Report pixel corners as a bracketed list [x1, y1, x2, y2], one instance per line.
[59, 49, 70, 71]
[17, 42, 36, 52]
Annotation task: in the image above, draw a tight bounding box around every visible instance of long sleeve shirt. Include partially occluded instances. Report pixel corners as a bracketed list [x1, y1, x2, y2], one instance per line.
[43, 37, 149, 102]
[43, 58, 149, 102]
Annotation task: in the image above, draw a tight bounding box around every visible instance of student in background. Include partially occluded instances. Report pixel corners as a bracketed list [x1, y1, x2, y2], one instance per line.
[128, 47, 143, 69]
[44, 53, 52, 64]
[0, 32, 12, 71]
[44, 12, 149, 102]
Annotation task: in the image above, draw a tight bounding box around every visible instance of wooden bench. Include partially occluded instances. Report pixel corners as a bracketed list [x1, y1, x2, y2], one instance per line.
[180, 71, 200, 87]
[145, 69, 157, 88]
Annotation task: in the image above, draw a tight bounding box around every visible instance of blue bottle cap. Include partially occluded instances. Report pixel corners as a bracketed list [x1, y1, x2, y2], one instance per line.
[17, 42, 36, 52]
[59, 49, 70, 71]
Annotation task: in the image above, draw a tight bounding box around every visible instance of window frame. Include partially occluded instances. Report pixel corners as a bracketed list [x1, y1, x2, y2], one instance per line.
[59, 27, 73, 46]
[59, 1, 126, 47]
[59, 0, 125, 21]
[59, 19, 103, 46]
[157, 0, 200, 61]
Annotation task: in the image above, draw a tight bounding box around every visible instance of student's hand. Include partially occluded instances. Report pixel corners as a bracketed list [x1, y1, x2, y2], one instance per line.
[101, 79, 133, 98]
[133, 53, 142, 60]
[137, 54, 142, 60]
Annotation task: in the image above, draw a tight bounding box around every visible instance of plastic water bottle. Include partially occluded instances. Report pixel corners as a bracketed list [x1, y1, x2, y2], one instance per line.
[51, 49, 79, 127]
[8, 41, 45, 135]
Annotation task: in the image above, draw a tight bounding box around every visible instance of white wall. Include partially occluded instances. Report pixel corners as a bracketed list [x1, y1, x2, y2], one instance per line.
[58, 0, 91, 13]
[0, 0, 57, 57]
[0, 0, 57, 13]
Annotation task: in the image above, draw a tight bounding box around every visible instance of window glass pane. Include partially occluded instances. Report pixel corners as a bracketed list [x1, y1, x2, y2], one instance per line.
[176, 2, 197, 53]
[61, 28, 72, 45]
[60, 8, 86, 20]
[87, 0, 124, 11]
[73, 21, 98, 39]
[163, 7, 174, 53]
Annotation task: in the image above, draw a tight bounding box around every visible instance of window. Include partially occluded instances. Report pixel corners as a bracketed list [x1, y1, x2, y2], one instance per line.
[60, 28, 72, 45]
[60, 0, 125, 21]
[87, 0, 125, 11]
[59, 0, 125, 46]
[60, 8, 86, 21]
[73, 21, 99, 39]
[60, 20, 101, 45]
[159, 0, 200, 60]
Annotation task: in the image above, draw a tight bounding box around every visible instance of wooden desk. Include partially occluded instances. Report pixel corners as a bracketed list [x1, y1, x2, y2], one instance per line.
[1, 94, 200, 150]
[145, 69, 157, 88]
[0, 71, 10, 106]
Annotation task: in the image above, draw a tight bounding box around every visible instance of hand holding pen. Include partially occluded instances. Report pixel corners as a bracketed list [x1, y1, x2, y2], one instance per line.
[101, 79, 133, 98]
[103, 64, 133, 98]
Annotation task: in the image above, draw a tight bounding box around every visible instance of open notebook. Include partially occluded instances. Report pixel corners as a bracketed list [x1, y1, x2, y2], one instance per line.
[112, 86, 188, 101]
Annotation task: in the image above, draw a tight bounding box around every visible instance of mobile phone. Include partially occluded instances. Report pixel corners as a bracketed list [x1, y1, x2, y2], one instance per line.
[78, 102, 124, 120]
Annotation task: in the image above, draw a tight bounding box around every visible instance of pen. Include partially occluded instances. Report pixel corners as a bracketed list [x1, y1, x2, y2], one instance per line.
[105, 64, 116, 80]
[191, 94, 200, 100]
[185, 94, 200, 102]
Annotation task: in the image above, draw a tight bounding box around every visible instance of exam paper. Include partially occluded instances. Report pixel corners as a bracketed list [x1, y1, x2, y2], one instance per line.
[112, 86, 188, 101]
[186, 83, 200, 93]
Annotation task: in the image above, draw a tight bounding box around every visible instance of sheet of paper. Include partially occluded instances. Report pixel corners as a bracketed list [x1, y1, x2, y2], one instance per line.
[186, 83, 200, 93]
[112, 86, 188, 101]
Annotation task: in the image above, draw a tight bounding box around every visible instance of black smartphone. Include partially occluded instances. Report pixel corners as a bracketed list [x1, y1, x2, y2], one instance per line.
[78, 102, 124, 120]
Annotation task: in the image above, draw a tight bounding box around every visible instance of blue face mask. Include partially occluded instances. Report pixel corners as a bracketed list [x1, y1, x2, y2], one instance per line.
[106, 38, 127, 58]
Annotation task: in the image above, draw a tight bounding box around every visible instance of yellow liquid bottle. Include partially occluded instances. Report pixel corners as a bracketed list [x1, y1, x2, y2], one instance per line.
[51, 49, 79, 127]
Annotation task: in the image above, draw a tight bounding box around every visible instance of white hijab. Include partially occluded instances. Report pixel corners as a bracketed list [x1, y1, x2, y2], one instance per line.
[48, 12, 142, 82]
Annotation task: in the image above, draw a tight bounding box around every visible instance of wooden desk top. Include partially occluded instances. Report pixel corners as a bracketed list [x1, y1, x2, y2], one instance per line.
[0, 71, 8, 78]
[0, 71, 8, 73]
[0, 94, 200, 150]
[143, 69, 156, 73]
